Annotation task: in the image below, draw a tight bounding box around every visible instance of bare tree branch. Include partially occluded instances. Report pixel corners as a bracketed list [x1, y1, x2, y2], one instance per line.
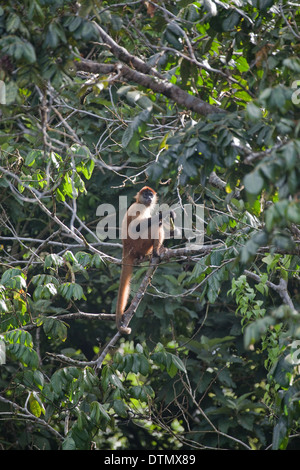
[74, 21, 223, 117]
[0, 395, 64, 443]
[244, 269, 295, 310]
[92, 21, 164, 79]
[75, 58, 221, 116]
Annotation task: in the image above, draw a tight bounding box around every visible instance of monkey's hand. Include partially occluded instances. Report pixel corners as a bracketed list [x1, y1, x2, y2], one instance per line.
[169, 210, 175, 236]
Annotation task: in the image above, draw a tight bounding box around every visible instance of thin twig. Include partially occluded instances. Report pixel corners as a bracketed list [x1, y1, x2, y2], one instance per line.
[0, 395, 63, 443]
[244, 270, 295, 310]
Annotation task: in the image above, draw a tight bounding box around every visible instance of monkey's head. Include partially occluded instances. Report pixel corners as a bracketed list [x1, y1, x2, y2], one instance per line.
[136, 186, 157, 206]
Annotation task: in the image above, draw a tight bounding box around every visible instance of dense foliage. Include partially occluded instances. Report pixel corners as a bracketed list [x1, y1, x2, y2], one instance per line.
[0, 0, 300, 450]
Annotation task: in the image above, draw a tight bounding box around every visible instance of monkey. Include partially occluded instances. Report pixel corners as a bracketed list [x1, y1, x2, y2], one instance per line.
[116, 186, 168, 335]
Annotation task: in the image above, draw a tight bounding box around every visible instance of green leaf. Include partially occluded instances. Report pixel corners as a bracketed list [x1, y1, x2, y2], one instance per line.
[243, 316, 275, 349]
[110, 373, 125, 391]
[6, 12, 21, 33]
[122, 125, 134, 148]
[80, 159, 95, 180]
[166, 361, 178, 378]
[151, 351, 167, 370]
[246, 102, 262, 121]
[62, 437, 76, 450]
[287, 202, 300, 224]
[272, 418, 288, 450]
[1, 268, 24, 286]
[165, 22, 184, 50]
[139, 355, 150, 376]
[73, 284, 85, 300]
[236, 56, 249, 73]
[111, 15, 123, 31]
[29, 392, 44, 417]
[33, 370, 44, 389]
[58, 283, 85, 301]
[0, 299, 8, 313]
[33, 283, 58, 301]
[81, 21, 97, 40]
[44, 254, 64, 269]
[75, 251, 92, 267]
[21, 41, 36, 63]
[244, 171, 264, 195]
[45, 23, 60, 48]
[66, 16, 82, 33]
[207, 271, 221, 303]
[90, 401, 110, 423]
[64, 250, 77, 263]
[222, 11, 240, 31]
[113, 399, 128, 418]
[283, 57, 300, 73]
[32, 274, 59, 287]
[122, 109, 152, 152]
[171, 354, 186, 373]
[42, 317, 68, 342]
[6, 337, 39, 369]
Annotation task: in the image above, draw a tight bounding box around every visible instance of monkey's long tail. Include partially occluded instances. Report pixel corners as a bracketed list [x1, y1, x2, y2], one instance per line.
[116, 258, 134, 334]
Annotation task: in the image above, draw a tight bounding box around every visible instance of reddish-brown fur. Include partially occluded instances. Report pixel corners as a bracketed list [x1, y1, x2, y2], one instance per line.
[116, 187, 164, 334]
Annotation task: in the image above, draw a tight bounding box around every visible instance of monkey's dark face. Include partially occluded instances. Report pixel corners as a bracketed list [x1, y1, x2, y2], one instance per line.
[140, 188, 155, 206]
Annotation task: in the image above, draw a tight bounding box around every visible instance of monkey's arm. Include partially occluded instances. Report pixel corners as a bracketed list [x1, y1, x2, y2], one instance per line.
[136, 210, 175, 232]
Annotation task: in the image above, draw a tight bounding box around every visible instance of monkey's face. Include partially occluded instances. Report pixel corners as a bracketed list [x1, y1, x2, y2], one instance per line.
[139, 187, 156, 206]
